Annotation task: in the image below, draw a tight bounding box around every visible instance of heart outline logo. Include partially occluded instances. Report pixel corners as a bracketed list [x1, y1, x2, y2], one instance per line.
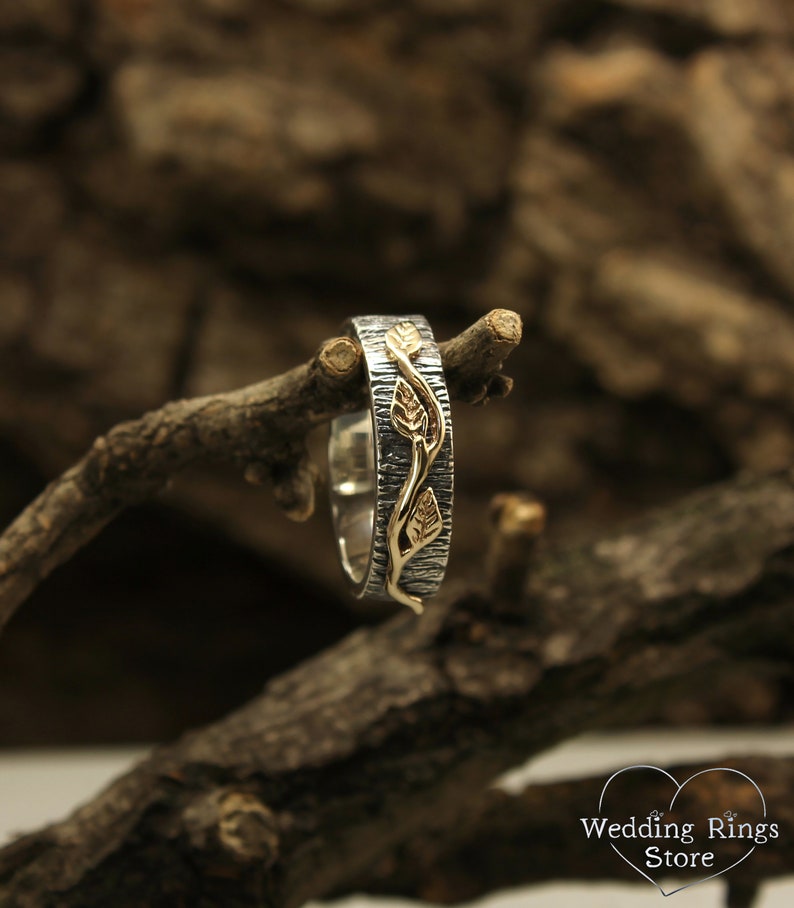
[598, 765, 766, 897]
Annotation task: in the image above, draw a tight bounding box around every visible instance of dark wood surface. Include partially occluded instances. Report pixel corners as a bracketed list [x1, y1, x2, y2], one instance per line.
[2, 469, 793, 904]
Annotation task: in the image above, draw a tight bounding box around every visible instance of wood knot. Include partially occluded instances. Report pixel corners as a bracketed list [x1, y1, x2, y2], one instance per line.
[217, 792, 279, 866]
[486, 309, 523, 348]
[184, 788, 280, 867]
[243, 462, 269, 486]
[317, 336, 362, 383]
[489, 492, 546, 538]
[486, 492, 546, 606]
[272, 451, 318, 522]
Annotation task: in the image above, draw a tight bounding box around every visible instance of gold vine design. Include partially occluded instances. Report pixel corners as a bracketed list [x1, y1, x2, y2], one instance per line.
[384, 321, 446, 613]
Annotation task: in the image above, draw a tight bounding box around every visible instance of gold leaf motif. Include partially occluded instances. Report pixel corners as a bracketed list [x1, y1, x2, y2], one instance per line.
[391, 377, 427, 439]
[383, 317, 447, 611]
[385, 321, 423, 360]
[406, 486, 442, 552]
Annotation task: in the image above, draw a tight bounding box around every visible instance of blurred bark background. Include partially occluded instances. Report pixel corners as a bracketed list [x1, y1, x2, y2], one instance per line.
[1, 0, 794, 744]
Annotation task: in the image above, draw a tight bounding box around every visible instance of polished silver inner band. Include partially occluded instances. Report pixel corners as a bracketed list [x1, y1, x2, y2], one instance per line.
[329, 410, 376, 585]
[328, 315, 453, 609]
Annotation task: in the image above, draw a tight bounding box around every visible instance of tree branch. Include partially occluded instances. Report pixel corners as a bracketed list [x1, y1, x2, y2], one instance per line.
[0, 309, 522, 633]
[0, 469, 792, 905]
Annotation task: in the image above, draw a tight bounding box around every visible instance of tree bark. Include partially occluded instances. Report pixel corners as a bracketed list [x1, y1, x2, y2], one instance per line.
[2, 2, 794, 898]
[0, 469, 792, 906]
[4, 0, 794, 583]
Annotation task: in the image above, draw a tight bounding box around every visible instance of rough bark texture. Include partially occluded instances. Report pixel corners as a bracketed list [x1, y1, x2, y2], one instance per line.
[1, 470, 793, 905]
[4, 0, 794, 743]
[2, 0, 794, 901]
[7, 0, 794, 596]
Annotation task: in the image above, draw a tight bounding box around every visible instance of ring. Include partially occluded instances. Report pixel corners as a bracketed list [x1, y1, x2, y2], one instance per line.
[328, 315, 454, 613]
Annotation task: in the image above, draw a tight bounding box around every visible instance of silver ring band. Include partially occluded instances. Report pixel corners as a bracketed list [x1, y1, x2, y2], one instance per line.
[328, 315, 454, 612]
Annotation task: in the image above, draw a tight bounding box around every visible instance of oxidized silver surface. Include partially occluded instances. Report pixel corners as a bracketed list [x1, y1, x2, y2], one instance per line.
[328, 315, 453, 612]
